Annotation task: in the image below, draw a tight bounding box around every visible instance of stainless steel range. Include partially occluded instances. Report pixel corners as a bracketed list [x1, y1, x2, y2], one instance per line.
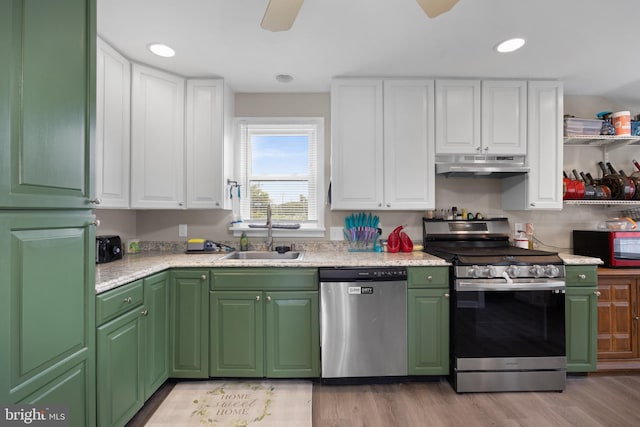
[422, 218, 566, 393]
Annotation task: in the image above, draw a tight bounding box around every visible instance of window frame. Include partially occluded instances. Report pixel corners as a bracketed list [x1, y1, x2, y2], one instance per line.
[229, 117, 325, 238]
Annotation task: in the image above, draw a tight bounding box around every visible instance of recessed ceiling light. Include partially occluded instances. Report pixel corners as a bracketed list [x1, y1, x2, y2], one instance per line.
[275, 74, 294, 83]
[495, 37, 526, 53]
[148, 43, 175, 58]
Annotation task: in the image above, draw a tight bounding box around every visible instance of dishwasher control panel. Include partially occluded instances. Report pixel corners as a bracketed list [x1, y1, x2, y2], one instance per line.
[319, 267, 407, 282]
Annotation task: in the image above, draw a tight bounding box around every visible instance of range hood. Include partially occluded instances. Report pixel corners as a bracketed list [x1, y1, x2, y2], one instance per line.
[435, 154, 529, 176]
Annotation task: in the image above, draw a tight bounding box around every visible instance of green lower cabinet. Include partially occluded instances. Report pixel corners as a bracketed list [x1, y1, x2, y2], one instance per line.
[407, 267, 450, 376]
[209, 291, 264, 377]
[97, 306, 145, 427]
[143, 271, 170, 399]
[265, 291, 320, 378]
[565, 265, 598, 373]
[170, 270, 210, 378]
[408, 289, 450, 375]
[210, 268, 320, 378]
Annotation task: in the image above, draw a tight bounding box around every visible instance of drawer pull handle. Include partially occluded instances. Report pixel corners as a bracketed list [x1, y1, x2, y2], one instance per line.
[427, 275, 433, 281]
[267, 295, 272, 302]
[201, 275, 207, 280]
[594, 291, 601, 297]
[256, 295, 260, 301]
[123, 297, 132, 304]
[141, 309, 148, 316]
[578, 274, 586, 280]
[444, 293, 450, 299]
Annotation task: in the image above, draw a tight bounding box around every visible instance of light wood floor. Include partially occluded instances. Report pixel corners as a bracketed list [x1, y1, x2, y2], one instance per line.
[130, 374, 640, 427]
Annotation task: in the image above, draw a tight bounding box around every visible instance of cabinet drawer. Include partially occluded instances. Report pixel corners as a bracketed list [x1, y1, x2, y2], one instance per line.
[565, 265, 598, 287]
[212, 268, 318, 291]
[408, 267, 449, 288]
[96, 279, 144, 325]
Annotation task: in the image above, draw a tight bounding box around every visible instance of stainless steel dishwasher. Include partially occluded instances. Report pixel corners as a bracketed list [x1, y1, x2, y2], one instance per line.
[319, 267, 408, 379]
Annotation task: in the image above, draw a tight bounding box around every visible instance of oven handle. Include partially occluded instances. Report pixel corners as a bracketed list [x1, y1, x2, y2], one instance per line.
[455, 280, 566, 292]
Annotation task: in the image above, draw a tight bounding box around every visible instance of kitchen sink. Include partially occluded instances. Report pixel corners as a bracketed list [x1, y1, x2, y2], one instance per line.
[219, 251, 304, 261]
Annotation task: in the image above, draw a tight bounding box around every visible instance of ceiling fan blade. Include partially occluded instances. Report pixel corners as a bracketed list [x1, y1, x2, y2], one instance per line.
[416, 0, 460, 18]
[261, 0, 304, 32]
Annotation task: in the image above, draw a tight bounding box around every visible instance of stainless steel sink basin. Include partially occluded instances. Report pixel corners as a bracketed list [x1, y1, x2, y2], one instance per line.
[220, 251, 304, 261]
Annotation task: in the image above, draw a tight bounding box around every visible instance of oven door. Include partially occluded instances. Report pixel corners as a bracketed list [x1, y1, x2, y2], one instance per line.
[452, 279, 566, 360]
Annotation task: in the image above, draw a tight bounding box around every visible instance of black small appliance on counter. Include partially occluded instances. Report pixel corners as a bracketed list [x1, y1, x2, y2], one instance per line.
[96, 235, 122, 264]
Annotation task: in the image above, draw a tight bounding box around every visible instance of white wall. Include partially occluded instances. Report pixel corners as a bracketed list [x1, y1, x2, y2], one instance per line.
[95, 93, 636, 252]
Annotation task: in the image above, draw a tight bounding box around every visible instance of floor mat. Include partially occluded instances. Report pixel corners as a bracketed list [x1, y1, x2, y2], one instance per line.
[145, 380, 312, 427]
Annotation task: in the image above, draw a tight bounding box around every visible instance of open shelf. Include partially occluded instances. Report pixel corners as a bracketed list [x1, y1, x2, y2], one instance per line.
[564, 135, 640, 147]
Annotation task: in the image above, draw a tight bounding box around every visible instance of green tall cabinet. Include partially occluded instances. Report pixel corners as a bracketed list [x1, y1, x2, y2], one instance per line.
[0, 1, 97, 426]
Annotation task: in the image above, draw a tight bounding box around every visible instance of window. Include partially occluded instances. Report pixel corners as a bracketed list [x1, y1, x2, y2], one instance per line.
[233, 118, 325, 236]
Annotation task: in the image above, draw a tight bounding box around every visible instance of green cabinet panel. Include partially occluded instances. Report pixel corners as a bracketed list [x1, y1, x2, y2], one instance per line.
[211, 267, 318, 290]
[0, 0, 96, 209]
[408, 289, 449, 375]
[210, 291, 264, 377]
[97, 308, 145, 427]
[0, 211, 95, 420]
[266, 291, 320, 378]
[96, 279, 144, 325]
[408, 266, 449, 288]
[170, 270, 209, 378]
[565, 265, 598, 373]
[20, 361, 94, 427]
[143, 271, 170, 399]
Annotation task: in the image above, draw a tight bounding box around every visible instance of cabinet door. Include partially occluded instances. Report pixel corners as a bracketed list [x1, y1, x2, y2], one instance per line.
[170, 270, 209, 378]
[383, 80, 435, 210]
[408, 289, 449, 375]
[481, 80, 527, 155]
[185, 79, 226, 209]
[597, 276, 638, 360]
[131, 64, 185, 209]
[143, 271, 170, 399]
[95, 37, 130, 209]
[0, 211, 95, 412]
[210, 291, 264, 377]
[0, 0, 94, 209]
[265, 291, 319, 378]
[330, 79, 384, 210]
[502, 81, 563, 210]
[97, 308, 145, 427]
[435, 80, 481, 155]
[566, 287, 598, 372]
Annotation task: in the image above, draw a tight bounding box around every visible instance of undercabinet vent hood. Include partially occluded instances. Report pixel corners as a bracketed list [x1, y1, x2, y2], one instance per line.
[435, 155, 529, 177]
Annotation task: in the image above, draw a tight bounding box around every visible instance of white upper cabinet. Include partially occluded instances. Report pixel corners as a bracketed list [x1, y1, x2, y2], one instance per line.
[383, 79, 435, 210]
[435, 79, 527, 156]
[330, 78, 435, 210]
[481, 80, 527, 155]
[435, 80, 480, 155]
[130, 64, 185, 209]
[185, 79, 233, 209]
[503, 81, 563, 210]
[95, 38, 131, 208]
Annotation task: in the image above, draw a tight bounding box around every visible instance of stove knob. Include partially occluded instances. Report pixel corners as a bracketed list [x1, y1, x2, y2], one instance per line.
[530, 265, 545, 277]
[505, 265, 520, 278]
[469, 265, 482, 278]
[486, 266, 498, 278]
[544, 265, 560, 277]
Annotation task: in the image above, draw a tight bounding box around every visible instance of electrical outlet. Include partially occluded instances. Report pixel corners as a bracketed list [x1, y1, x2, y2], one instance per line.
[179, 224, 187, 237]
[330, 227, 344, 241]
[514, 222, 524, 233]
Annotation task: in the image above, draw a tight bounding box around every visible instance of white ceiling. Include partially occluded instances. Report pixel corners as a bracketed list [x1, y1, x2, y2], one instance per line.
[98, 0, 640, 110]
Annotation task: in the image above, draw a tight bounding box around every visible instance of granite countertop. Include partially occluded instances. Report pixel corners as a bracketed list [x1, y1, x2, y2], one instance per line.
[95, 250, 603, 294]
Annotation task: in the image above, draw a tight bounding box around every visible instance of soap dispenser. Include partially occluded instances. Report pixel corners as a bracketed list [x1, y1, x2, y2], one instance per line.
[240, 232, 249, 251]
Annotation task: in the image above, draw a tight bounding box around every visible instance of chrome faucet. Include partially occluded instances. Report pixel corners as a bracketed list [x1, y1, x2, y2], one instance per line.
[265, 203, 273, 251]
